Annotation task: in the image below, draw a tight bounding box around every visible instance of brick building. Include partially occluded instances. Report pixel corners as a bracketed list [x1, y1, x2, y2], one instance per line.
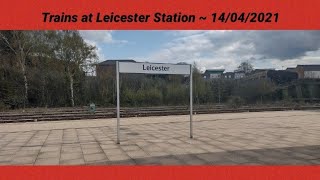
[96, 59, 136, 78]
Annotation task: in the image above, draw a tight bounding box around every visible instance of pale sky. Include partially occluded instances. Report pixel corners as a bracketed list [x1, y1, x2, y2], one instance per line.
[79, 30, 320, 72]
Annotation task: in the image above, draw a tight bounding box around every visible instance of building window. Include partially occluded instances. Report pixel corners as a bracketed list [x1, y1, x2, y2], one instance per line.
[210, 74, 220, 79]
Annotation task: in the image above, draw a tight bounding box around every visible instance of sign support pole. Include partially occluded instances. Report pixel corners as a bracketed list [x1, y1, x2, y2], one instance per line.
[116, 61, 120, 144]
[115, 61, 193, 144]
[190, 64, 193, 138]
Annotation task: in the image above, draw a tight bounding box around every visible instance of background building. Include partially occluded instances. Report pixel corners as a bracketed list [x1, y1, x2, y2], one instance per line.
[295, 65, 320, 79]
[223, 72, 235, 79]
[203, 69, 225, 79]
[234, 70, 245, 79]
[96, 59, 136, 78]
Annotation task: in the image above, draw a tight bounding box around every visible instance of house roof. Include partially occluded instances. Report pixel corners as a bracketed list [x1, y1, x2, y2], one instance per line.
[254, 68, 275, 71]
[98, 59, 136, 65]
[177, 62, 188, 65]
[286, 67, 296, 70]
[223, 72, 234, 75]
[204, 69, 225, 73]
[297, 65, 320, 71]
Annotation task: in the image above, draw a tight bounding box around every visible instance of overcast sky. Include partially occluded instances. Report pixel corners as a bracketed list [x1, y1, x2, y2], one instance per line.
[79, 30, 320, 72]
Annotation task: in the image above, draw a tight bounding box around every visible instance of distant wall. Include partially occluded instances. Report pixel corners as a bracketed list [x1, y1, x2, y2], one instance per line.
[304, 71, 320, 79]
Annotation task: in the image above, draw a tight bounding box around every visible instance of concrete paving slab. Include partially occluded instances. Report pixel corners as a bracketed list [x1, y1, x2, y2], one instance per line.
[0, 110, 318, 165]
[35, 158, 60, 165]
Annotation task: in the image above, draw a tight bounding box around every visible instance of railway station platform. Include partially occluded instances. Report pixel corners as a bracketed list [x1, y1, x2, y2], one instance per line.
[0, 110, 319, 165]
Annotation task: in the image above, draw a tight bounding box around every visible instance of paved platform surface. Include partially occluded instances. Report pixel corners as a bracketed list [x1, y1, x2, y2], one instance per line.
[0, 110, 319, 165]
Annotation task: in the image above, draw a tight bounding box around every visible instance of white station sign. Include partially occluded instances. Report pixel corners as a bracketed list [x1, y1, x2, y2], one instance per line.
[119, 62, 191, 75]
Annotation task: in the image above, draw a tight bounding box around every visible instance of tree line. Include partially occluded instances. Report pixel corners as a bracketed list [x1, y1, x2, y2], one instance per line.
[0, 30, 279, 110]
[0, 30, 97, 109]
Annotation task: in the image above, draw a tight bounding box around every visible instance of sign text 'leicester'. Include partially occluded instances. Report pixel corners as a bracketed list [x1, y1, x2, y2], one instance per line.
[119, 62, 191, 75]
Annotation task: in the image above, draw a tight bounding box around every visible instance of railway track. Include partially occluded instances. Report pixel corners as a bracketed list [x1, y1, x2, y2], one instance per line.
[0, 105, 319, 123]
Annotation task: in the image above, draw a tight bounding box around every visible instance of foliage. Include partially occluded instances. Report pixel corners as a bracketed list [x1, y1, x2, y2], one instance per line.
[1, 30, 309, 110]
[237, 61, 254, 74]
[227, 96, 245, 108]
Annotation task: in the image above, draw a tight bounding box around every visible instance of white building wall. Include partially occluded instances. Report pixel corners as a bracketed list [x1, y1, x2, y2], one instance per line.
[304, 71, 320, 79]
[210, 74, 220, 79]
[235, 73, 245, 79]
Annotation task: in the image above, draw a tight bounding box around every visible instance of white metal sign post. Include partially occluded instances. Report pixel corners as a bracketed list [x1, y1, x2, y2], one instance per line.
[189, 64, 193, 138]
[116, 61, 193, 144]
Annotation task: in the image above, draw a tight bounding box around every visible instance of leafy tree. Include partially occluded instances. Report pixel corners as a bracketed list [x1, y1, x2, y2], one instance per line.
[0, 31, 42, 108]
[51, 31, 97, 107]
[192, 62, 206, 105]
[233, 79, 276, 103]
[237, 61, 254, 74]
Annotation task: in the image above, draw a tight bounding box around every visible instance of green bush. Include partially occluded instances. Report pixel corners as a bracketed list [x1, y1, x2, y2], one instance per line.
[227, 96, 245, 108]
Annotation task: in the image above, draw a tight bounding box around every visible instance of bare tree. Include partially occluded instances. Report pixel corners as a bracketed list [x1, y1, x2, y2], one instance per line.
[0, 31, 38, 108]
[53, 31, 97, 107]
